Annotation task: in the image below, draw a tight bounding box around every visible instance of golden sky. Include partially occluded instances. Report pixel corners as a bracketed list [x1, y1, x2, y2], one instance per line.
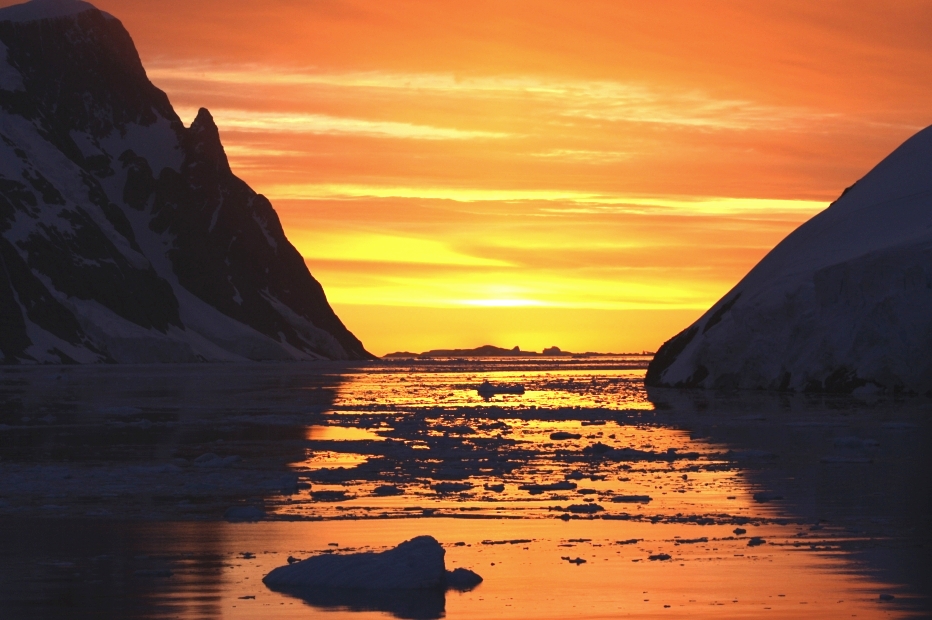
[16, 0, 932, 354]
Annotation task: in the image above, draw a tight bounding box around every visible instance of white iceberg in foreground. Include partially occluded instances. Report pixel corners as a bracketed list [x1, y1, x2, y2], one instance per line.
[263, 535, 482, 591]
[647, 126, 932, 394]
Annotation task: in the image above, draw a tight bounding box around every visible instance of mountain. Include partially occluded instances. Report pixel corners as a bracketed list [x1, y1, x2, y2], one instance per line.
[0, 0, 370, 363]
[646, 126, 932, 394]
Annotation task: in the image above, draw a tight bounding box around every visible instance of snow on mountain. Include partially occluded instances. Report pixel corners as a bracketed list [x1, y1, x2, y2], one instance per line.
[646, 126, 932, 394]
[0, 1, 371, 363]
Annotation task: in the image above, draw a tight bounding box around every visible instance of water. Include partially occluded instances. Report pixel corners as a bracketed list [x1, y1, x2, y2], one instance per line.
[0, 358, 929, 618]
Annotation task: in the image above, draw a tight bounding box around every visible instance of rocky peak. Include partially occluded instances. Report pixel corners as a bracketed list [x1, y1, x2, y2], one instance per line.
[186, 107, 231, 174]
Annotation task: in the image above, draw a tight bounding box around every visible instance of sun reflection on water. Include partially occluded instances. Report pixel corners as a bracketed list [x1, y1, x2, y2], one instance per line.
[278, 358, 768, 524]
[0, 361, 924, 619]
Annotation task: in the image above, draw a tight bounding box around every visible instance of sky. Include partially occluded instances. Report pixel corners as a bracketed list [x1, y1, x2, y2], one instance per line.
[13, 0, 932, 354]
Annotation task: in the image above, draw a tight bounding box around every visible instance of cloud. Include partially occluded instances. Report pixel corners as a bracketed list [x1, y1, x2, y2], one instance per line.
[158, 64, 837, 134]
[291, 231, 511, 267]
[266, 183, 827, 216]
[175, 106, 507, 140]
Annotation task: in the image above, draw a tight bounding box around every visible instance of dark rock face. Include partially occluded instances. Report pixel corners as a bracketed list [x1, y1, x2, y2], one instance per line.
[0, 2, 369, 362]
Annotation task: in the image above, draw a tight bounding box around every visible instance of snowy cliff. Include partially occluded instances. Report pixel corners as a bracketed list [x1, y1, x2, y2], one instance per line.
[0, 0, 370, 363]
[646, 126, 932, 394]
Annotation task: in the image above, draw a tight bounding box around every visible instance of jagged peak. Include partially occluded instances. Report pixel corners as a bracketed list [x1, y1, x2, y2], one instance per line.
[190, 107, 217, 133]
[0, 0, 113, 23]
[188, 107, 231, 170]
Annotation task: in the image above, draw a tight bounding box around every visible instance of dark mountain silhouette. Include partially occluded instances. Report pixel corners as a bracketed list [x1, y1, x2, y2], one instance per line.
[0, 0, 370, 362]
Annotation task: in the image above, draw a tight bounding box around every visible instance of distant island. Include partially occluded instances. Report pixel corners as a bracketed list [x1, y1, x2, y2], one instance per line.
[383, 345, 653, 359]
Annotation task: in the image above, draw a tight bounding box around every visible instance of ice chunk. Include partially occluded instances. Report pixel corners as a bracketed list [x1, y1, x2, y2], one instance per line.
[373, 484, 404, 496]
[519, 481, 577, 494]
[611, 495, 652, 503]
[432, 482, 473, 494]
[193, 453, 241, 468]
[752, 491, 783, 502]
[477, 381, 525, 396]
[263, 535, 481, 591]
[223, 506, 265, 522]
[446, 567, 483, 590]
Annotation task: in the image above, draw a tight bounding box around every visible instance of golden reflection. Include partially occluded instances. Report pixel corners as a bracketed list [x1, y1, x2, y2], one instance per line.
[204, 358, 925, 619]
[303, 425, 383, 441]
[281, 361, 757, 522]
[216, 520, 911, 620]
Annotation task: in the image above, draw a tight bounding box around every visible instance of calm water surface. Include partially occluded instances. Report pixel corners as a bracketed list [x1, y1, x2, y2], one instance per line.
[0, 358, 928, 618]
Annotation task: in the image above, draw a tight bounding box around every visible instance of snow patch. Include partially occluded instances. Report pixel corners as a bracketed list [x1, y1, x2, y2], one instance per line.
[0, 41, 24, 91]
[6, 278, 103, 364]
[68, 130, 103, 159]
[252, 212, 278, 250]
[100, 117, 183, 176]
[261, 289, 344, 359]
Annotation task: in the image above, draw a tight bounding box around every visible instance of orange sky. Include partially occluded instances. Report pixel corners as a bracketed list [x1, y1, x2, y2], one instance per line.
[10, 0, 932, 354]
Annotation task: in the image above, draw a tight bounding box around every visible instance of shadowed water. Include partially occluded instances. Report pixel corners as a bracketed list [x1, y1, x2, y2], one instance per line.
[0, 359, 928, 618]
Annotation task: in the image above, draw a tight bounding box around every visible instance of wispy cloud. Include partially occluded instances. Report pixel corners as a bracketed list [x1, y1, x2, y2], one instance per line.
[266, 183, 828, 215]
[291, 231, 511, 267]
[313, 268, 723, 310]
[531, 149, 633, 163]
[175, 106, 507, 140]
[158, 64, 832, 133]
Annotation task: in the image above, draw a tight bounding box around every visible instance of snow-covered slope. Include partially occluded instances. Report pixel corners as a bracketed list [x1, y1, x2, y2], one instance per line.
[646, 126, 932, 394]
[0, 0, 370, 363]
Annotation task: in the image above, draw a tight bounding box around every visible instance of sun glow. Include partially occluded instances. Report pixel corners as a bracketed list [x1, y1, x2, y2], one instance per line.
[96, 0, 932, 354]
[267, 183, 827, 215]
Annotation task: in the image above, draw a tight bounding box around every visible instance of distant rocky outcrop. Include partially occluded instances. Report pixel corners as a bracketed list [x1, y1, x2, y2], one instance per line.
[0, 0, 370, 363]
[646, 126, 932, 394]
[384, 345, 637, 358]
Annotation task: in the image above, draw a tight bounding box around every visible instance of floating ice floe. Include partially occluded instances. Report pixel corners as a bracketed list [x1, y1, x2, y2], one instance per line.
[432, 482, 473, 494]
[477, 381, 525, 396]
[519, 481, 577, 494]
[263, 535, 482, 591]
[373, 484, 404, 496]
[611, 495, 652, 503]
[193, 453, 241, 468]
[223, 506, 266, 522]
[752, 491, 783, 503]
